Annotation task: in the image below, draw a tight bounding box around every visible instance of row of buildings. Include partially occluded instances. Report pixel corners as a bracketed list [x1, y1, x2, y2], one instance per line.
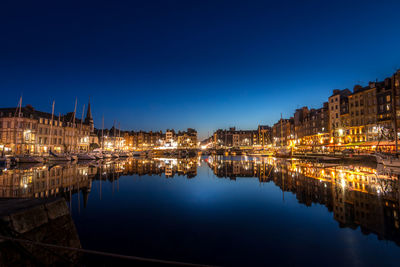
[0, 99, 199, 155]
[271, 70, 400, 151]
[209, 70, 400, 151]
[209, 125, 271, 149]
[0, 101, 97, 155]
[97, 128, 198, 151]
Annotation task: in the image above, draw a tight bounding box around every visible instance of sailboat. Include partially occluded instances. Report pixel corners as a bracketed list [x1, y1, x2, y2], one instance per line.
[48, 150, 72, 161]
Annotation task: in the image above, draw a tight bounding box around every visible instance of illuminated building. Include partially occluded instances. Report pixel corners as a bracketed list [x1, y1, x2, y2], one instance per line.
[0, 100, 95, 155]
[255, 125, 272, 148]
[120, 128, 198, 151]
[272, 118, 294, 147]
[212, 127, 265, 148]
[328, 89, 351, 142]
[176, 128, 197, 149]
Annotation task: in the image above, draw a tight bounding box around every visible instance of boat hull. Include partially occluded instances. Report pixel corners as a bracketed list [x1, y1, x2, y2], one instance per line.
[77, 154, 96, 160]
[16, 156, 44, 163]
[48, 156, 72, 161]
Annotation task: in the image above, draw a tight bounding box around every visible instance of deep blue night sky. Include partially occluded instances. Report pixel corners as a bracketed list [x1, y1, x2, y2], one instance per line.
[1, 0, 400, 139]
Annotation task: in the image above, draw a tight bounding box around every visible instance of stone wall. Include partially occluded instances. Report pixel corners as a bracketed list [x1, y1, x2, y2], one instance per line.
[0, 198, 81, 266]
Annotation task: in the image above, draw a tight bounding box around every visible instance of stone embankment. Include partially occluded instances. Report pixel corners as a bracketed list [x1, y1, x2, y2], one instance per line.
[0, 198, 81, 266]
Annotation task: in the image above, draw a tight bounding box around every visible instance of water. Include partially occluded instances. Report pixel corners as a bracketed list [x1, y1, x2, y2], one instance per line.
[1, 157, 400, 266]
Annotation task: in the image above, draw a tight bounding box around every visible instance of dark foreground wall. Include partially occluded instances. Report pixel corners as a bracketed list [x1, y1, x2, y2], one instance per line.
[0, 198, 81, 266]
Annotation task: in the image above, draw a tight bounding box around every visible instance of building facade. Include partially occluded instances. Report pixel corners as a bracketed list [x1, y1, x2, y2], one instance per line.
[0, 101, 95, 155]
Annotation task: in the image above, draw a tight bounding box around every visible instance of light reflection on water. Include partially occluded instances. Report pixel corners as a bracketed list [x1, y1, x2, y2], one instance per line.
[1, 156, 400, 266]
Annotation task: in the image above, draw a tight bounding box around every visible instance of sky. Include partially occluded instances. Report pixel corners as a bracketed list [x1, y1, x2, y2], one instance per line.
[1, 0, 400, 140]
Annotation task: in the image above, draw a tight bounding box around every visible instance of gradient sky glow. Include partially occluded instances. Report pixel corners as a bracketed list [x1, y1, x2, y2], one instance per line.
[2, 0, 400, 139]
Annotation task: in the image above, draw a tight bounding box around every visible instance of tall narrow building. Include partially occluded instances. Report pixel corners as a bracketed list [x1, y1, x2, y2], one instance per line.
[85, 98, 94, 133]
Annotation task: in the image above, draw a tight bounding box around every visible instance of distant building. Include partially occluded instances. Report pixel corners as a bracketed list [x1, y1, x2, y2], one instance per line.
[272, 118, 294, 147]
[212, 127, 257, 148]
[120, 128, 198, 150]
[177, 128, 197, 149]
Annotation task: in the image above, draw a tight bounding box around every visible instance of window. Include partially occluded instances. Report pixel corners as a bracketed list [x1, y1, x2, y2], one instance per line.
[387, 95, 391, 102]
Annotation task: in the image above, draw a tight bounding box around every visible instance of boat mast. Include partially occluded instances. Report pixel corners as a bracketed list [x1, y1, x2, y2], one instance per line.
[118, 122, 121, 151]
[280, 113, 283, 147]
[80, 104, 85, 152]
[392, 72, 398, 154]
[113, 120, 116, 151]
[49, 101, 55, 153]
[13, 96, 22, 155]
[72, 98, 77, 153]
[102, 115, 104, 151]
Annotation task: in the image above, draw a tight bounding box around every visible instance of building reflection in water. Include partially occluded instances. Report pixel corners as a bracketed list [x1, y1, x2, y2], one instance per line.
[1, 156, 400, 247]
[206, 155, 400, 246]
[0, 157, 199, 201]
[0, 157, 199, 265]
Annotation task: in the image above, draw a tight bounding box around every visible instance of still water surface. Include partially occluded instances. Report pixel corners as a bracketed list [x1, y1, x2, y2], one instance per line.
[2, 156, 400, 266]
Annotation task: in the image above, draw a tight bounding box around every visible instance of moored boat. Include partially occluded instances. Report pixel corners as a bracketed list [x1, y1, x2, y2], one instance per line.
[119, 152, 129, 158]
[90, 152, 103, 159]
[132, 151, 141, 157]
[15, 155, 44, 163]
[77, 153, 96, 160]
[103, 153, 112, 159]
[274, 148, 292, 158]
[48, 151, 72, 161]
[47, 155, 72, 161]
[375, 153, 400, 167]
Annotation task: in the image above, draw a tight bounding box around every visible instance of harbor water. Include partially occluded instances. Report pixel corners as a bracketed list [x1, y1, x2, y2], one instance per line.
[1, 156, 400, 266]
